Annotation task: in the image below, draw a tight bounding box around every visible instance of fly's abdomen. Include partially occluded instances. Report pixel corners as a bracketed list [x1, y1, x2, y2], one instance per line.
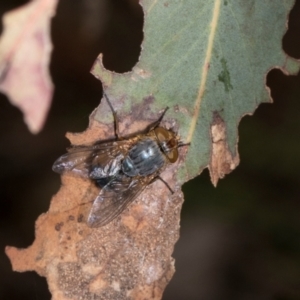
[122, 138, 165, 177]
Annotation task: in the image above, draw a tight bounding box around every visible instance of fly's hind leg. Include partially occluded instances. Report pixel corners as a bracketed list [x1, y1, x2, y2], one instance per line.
[103, 92, 120, 139]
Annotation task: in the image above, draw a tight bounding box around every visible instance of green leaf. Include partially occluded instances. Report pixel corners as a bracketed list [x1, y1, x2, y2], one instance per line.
[92, 0, 298, 186]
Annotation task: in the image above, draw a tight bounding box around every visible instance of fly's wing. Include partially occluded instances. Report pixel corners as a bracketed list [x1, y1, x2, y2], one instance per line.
[87, 174, 151, 227]
[52, 146, 95, 177]
[52, 141, 126, 178]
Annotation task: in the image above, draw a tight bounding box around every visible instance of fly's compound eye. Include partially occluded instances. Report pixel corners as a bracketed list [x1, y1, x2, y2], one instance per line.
[165, 138, 178, 163]
[154, 127, 179, 163]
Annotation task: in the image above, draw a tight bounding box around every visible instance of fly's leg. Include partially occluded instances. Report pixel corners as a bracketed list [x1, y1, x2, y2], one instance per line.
[151, 107, 169, 129]
[178, 141, 191, 148]
[104, 92, 169, 136]
[103, 92, 120, 139]
[150, 175, 174, 194]
[145, 106, 169, 132]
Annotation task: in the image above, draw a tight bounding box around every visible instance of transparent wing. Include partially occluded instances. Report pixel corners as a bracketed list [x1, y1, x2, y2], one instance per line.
[52, 141, 126, 178]
[87, 173, 151, 227]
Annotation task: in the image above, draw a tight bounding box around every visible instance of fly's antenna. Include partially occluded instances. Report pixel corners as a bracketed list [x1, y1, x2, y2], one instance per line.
[103, 92, 120, 139]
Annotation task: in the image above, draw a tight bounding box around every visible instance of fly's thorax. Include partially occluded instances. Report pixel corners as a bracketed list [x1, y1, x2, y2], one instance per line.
[153, 127, 179, 163]
[122, 137, 165, 177]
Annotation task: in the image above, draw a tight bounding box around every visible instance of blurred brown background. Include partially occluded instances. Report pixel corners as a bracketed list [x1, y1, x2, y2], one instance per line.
[1, 0, 300, 299]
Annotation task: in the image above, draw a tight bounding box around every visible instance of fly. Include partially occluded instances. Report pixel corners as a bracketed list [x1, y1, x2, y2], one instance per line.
[53, 93, 188, 227]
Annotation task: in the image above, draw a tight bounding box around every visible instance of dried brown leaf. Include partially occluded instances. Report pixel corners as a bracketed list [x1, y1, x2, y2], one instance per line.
[6, 106, 186, 299]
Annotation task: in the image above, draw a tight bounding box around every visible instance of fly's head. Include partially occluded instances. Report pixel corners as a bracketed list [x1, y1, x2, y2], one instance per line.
[153, 127, 180, 163]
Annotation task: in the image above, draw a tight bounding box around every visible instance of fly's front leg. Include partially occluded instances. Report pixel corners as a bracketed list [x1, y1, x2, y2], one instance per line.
[151, 107, 169, 129]
[103, 92, 120, 139]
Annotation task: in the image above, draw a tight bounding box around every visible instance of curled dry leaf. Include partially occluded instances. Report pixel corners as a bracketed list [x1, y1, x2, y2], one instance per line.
[0, 0, 58, 133]
[208, 111, 240, 186]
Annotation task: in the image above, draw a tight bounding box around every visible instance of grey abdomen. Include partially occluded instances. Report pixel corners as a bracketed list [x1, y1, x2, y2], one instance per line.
[122, 138, 165, 177]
